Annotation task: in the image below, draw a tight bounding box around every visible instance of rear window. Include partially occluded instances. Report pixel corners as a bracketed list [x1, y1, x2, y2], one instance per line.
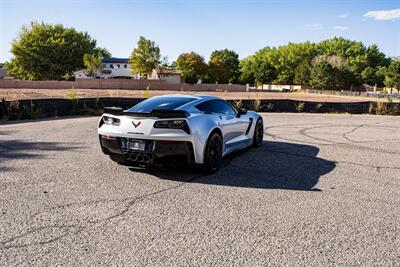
[127, 96, 196, 113]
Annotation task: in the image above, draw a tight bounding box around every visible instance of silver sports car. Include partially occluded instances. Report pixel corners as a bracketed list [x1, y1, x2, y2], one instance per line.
[98, 94, 264, 172]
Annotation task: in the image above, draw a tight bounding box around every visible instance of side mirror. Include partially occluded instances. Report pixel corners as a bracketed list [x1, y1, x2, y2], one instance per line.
[237, 108, 247, 117]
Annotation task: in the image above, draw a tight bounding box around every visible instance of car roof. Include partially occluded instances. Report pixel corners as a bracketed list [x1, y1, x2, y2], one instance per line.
[150, 94, 224, 112]
[175, 94, 222, 112]
[193, 94, 220, 100]
[150, 94, 219, 100]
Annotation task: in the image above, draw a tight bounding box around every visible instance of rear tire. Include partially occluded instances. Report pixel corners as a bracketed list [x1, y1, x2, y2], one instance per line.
[203, 133, 223, 173]
[253, 118, 264, 147]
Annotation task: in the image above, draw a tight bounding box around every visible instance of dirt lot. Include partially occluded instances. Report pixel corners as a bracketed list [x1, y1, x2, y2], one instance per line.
[0, 88, 395, 103]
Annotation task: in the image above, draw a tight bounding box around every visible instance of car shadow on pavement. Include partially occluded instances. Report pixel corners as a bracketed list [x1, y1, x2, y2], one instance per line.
[0, 139, 83, 172]
[134, 141, 336, 191]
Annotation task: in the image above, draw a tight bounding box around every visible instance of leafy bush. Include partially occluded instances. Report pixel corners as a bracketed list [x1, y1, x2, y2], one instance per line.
[143, 85, 150, 99]
[66, 87, 79, 115]
[7, 100, 23, 120]
[265, 102, 274, 112]
[315, 103, 324, 112]
[232, 100, 243, 110]
[0, 98, 8, 120]
[250, 96, 263, 111]
[295, 102, 305, 112]
[95, 92, 103, 114]
[29, 100, 41, 119]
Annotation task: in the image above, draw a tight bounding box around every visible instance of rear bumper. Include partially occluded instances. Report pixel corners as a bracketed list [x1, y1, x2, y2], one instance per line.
[99, 135, 195, 166]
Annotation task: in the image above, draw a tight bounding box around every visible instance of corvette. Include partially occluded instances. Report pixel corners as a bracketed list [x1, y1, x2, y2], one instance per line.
[98, 94, 264, 172]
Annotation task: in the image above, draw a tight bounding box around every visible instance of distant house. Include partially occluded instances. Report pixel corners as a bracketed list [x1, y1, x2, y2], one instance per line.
[73, 69, 90, 79]
[74, 57, 180, 84]
[149, 66, 181, 84]
[100, 58, 139, 79]
[74, 57, 137, 80]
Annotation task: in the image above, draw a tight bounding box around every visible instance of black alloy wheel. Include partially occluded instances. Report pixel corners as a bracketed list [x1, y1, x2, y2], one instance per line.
[204, 133, 223, 173]
[253, 119, 264, 147]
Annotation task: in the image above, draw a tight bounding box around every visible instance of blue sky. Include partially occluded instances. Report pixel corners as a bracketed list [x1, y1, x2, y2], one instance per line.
[0, 0, 399, 63]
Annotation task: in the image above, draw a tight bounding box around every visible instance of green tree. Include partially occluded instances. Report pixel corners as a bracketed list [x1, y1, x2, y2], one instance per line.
[241, 37, 390, 90]
[252, 47, 278, 85]
[129, 36, 161, 78]
[241, 42, 318, 86]
[208, 49, 240, 83]
[5, 22, 99, 80]
[359, 45, 389, 86]
[361, 67, 384, 87]
[93, 47, 112, 58]
[239, 56, 255, 84]
[83, 54, 102, 77]
[176, 52, 207, 84]
[335, 65, 356, 90]
[273, 42, 318, 84]
[294, 60, 312, 85]
[160, 56, 171, 67]
[383, 60, 400, 89]
[310, 61, 336, 90]
[317, 38, 389, 87]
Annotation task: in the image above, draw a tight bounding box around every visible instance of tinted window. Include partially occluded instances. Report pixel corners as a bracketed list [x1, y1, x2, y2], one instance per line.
[196, 100, 215, 113]
[128, 96, 196, 113]
[214, 100, 236, 115]
[196, 99, 236, 115]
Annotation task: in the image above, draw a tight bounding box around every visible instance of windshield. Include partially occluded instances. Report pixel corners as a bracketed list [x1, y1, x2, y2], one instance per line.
[127, 96, 196, 113]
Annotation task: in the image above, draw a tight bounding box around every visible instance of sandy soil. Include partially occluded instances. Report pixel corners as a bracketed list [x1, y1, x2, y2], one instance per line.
[0, 88, 396, 103]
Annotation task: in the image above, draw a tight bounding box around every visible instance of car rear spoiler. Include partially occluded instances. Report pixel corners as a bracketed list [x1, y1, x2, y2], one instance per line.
[103, 107, 189, 118]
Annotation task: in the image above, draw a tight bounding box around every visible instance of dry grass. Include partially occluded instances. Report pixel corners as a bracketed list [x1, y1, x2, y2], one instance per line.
[369, 102, 400, 115]
[295, 102, 305, 112]
[232, 100, 243, 110]
[250, 95, 263, 111]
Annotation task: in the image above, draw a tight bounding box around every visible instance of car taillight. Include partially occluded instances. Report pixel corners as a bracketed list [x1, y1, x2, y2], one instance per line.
[103, 116, 120, 126]
[154, 120, 190, 134]
[100, 135, 117, 140]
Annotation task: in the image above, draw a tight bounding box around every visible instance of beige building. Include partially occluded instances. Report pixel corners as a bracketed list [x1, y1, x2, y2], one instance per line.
[149, 66, 181, 84]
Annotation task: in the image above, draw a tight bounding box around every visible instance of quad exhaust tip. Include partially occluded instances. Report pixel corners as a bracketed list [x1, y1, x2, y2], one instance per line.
[123, 152, 151, 163]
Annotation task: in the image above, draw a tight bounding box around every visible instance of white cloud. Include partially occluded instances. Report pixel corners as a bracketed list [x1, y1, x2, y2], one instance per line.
[363, 9, 400, 20]
[338, 14, 349, 18]
[305, 23, 324, 29]
[334, 26, 349, 31]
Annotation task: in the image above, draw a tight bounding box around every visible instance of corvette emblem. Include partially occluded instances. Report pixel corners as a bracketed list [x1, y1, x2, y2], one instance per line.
[132, 121, 141, 128]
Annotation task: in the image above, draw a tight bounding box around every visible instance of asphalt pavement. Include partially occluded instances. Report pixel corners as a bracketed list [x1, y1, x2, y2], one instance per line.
[0, 113, 399, 266]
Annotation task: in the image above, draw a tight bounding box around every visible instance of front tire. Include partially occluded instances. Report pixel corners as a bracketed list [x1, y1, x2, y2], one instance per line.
[253, 118, 264, 147]
[203, 133, 223, 173]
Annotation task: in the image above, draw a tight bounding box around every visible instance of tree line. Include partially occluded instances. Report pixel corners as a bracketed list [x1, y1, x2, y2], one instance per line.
[4, 22, 400, 90]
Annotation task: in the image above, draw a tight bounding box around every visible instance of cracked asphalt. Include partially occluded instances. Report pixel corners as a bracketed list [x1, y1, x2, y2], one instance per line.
[1, 113, 400, 266]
